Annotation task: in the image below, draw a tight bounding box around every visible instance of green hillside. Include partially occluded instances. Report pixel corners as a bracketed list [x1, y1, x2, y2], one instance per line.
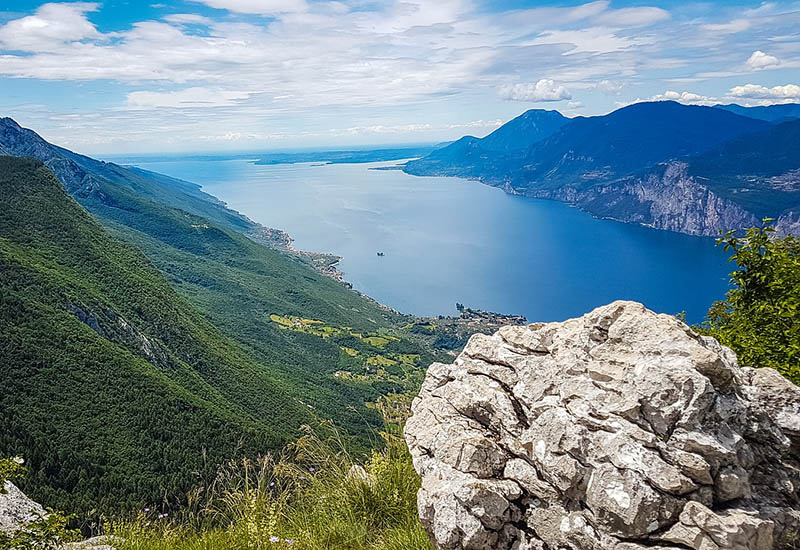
[0, 118, 484, 520]
[0, 156, 323, 513]
[0, 154, 454, 518]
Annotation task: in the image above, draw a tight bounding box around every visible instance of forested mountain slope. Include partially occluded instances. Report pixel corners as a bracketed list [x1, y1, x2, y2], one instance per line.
[0, 122, 455, 518]
[0, 157, 311, 514]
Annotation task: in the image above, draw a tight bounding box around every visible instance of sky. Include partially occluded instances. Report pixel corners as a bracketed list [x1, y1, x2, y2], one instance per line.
[0, 1, 799, 155]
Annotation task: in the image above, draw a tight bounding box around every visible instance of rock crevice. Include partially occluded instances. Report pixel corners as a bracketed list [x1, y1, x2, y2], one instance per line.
[405, 301, 800, 550]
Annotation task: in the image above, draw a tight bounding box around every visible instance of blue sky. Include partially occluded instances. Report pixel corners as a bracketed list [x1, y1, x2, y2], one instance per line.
[1, 1, 799, 154]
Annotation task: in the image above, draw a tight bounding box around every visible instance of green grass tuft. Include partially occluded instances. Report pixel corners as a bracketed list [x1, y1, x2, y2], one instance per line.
[110, 401, 431, 550]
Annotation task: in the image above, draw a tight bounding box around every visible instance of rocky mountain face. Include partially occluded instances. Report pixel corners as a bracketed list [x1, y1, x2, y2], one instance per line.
[405, 301, 800, 550]
[405, 102, 800, 237]
[520, 162, 761, 236]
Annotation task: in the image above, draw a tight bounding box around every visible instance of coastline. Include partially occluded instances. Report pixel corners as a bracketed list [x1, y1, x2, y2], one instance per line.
[243, 207, 526, 324]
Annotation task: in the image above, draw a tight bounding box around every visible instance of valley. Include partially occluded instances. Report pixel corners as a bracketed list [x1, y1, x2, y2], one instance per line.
[0, 122, 510, 518]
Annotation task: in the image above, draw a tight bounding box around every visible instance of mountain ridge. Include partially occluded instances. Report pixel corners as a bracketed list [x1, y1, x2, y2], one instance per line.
[404, 101, 800, 236]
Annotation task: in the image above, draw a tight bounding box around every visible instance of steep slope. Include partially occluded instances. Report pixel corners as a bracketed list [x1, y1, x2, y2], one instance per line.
[553, 119, 800, 235]
[0, 121, 459, 517]
[0, 118, 289, 247]
[478, 109, 569, 152]
[404, 101, 796, 236]
[715, 102, 800, 123]
[404, 109, 567, 178]
[0, 156, 312, 514]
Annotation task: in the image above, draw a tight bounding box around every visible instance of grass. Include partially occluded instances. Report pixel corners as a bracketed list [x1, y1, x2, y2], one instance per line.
[366, 356, 398, 367]
[108, 400, 432, 550]
[359, 336, 392, 349]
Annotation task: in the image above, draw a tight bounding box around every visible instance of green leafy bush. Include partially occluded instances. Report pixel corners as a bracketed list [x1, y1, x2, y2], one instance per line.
[0, 456, 25, 492]
[0, 510, 80, 550]
[702, 223, 800, 382]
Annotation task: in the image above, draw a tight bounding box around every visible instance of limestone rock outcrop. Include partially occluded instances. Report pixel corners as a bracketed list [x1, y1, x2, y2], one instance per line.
[0, 482, 116, 548]
[405, 301, 800, 550]
[0, 481, 45, 533]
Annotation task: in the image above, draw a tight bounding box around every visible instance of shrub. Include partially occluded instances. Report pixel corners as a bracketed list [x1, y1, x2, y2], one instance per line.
[702, 223, 800, 382]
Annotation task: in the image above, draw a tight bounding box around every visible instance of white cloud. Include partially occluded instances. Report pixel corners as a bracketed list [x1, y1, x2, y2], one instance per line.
[197, 131, 286, 141]
[191, 0, 308, 15]
[649, 90, 715, 105]
[126, 88, 254, 108]
[567, 100, 585, 109]
[334, 119, 502, 136]
[746, 50, 780, 70]
[524, 27, 653, 55]
[446, 119, 503, 130]
[702, 19, 751, 34]
[340, 123, 434, 136]
[0, 2, 100, 52]
[593, 7, 669, 27]
[500, 80, 572, 102]
[593, 79, 625, 95]
[728, 83, 800, 100]
[163, 14, 214, 25]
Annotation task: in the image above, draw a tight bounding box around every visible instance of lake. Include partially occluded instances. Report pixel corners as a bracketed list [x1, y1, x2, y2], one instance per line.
[128, 157, 732, 323]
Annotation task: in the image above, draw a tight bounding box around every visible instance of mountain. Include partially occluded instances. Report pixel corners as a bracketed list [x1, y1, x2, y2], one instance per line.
[405, 101, 798, 236]
[404, 109, 567, 179]
[0, 118, 284, 245]
[715, 102, 800, 123]
[478, 109, 569, 152]
[0, 120, 458, 516]
[505, 101, 771, 189]
[0, 156, 311, 514]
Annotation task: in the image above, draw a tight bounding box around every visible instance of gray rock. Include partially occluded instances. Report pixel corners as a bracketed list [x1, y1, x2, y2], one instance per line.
[0, 481, 45, 533]
[65, 536, 121, 549]
[405, 301, 800, 550]
[1, 482, 118, 549]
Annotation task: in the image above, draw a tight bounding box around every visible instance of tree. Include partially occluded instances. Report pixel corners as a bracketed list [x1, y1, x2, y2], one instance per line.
[702, 223, 800, 383]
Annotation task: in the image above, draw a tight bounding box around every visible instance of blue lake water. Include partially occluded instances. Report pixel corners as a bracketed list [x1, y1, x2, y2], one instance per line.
[129, 157, 732, 324]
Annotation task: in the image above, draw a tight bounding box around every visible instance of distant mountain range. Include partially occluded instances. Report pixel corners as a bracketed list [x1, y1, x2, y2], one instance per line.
[405, 101, 800, 237]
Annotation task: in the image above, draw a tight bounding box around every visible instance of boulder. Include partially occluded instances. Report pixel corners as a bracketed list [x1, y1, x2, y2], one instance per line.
[0, 481, 45, 533]
[1, 481, 118, 549]
[405, 301, 800, 550]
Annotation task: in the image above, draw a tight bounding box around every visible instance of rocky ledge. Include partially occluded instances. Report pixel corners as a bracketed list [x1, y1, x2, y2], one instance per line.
[0, 481, 45, 533]
[405, 301, 800, 550]
[1, 481, 115, 549]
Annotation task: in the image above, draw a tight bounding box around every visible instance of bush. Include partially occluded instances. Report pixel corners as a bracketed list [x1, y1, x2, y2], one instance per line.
[0, 456, 26, 491]
[702, 223, 800, 382]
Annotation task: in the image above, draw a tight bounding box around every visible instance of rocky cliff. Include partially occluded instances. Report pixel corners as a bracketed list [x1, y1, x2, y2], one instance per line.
[405, 301, 800, 550]
[521, 162, 761, 237]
